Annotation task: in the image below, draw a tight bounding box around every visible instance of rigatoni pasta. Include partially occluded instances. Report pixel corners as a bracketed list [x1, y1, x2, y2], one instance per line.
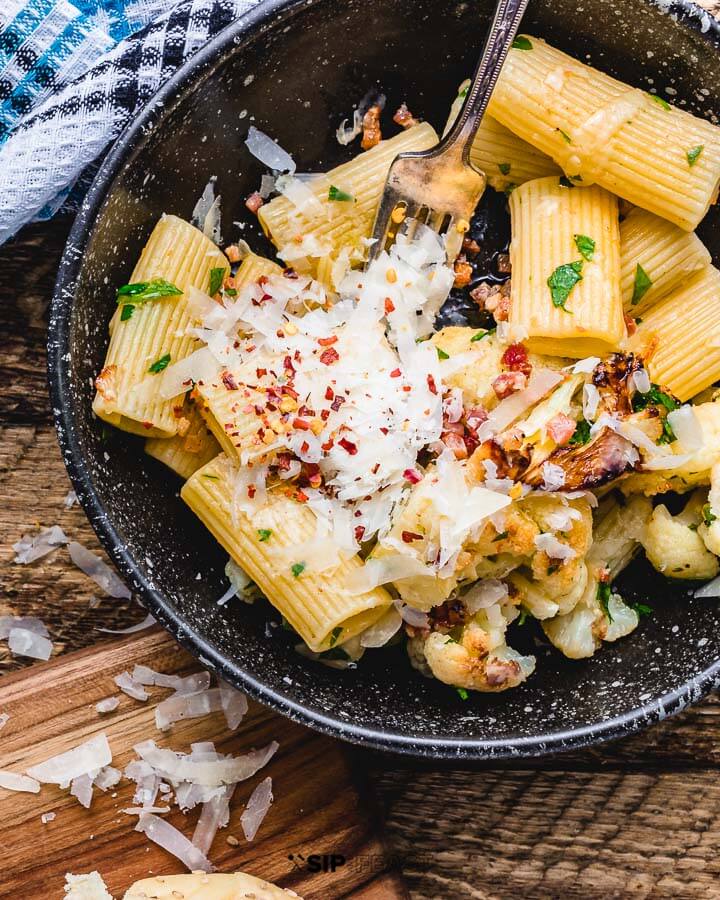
[508, 176, 624, 357]
[488, 36, 720, 230]
[145, 396, 220, 480]
[181, 455, 393, 652]
[620, 207, 712, 314]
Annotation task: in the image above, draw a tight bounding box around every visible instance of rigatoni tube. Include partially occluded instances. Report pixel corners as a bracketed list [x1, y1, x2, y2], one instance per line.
[145, 396, 220, 480]
[488, 37, 720, 230]
[508, 176, 624, 357]
[181, 455, 392, 652]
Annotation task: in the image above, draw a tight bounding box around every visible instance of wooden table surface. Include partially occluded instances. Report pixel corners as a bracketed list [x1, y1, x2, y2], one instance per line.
[5, 132, 720, 898]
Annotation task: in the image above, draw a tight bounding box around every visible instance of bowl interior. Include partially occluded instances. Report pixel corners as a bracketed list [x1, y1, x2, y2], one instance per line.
[53, 0, 720, 757]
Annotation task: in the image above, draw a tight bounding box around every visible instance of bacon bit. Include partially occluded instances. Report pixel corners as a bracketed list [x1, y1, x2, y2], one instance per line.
[403, 468, 422, 484]
[324, 386, 334, 401]
[393, 103, 419, 129]
[277, 453, 293, 471]
[338, 437, 358, 455]
[318, 335, 338, 347]
[402, 530, 423, 543]
[319, 347, 340, 366]
[453, 255, 473, 288]
[384, 298, 395, 315]
[427, 374, 438, 395]
[321, 438, 334, 451]
[465, 406, 489, 432]
[496, 252, 512, 274]
[361, 103, 383, 150]
[245, 192, 264, 214]
[296, 489, 309, 502]
[293, 418, 312, 431]
[247, 484, 257, 499]
[390, 368, 401, 378]
[547, 413, 577, 446]
[221, 371, 239, 391]
[176, 417, 191, 438]
[492, 371, 527, 399]
[442, 432, 468, 460]
[226, 244, 242, 263]
[501, 343, 531, 376]
[95, 365, 118, 404]
[330, 396, 345, 411]
[256, 367, 267, 378]
[462, 237, 481, 255]
[141, 421, 154, 430]
[471, 281, 511, 321]
[624, 311, 638, 337]
[354, 525, 366, 542]
[297, 405, 315, 417]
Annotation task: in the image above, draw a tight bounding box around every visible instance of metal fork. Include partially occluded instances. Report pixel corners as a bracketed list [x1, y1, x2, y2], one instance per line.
[367, 0, 530, 265]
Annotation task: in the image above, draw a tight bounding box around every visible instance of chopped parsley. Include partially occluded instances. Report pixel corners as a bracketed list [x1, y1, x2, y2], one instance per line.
[631, 263, 652, 306]
[569, 419, 592, 446]
[597, 581, 613, 623]
[512, 36, 533, 50]
[632, 602, 653, 618]
[208, 266, 226, 295]
[517, 608, 529, 626]
[498, 162, 512, 176]
[257, 528, 272, 542]
[648, 93, 671, 111]
[632, 383, 679, 413]
[456, 687, 469, 700]
[117, 278, 182, 306]
[329, 626, 343, 647]
[328, 185, 354, 202]
[557, 128, 572, 144]
[504, 182, 518, 196]
[471, 327, 495, 342]
[148, 353, 171, 373]
[573, 234, 596, 261]
[291, 562, 306, 578]
[547, 260, 583, 312]
[687, 145, 704, 167]
[458, 84, 470, 100]
[436, 347, 450, 360]
[658, 418, 677, 445]
[703, 504, 717, 527]
[120, 304, 135, 322]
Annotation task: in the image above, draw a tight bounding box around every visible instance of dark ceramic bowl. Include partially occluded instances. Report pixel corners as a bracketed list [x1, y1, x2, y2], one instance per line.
[49, 0, 720, 759]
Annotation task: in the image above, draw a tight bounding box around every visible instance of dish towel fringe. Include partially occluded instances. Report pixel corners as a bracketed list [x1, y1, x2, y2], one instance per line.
[0, 0, 262, 244]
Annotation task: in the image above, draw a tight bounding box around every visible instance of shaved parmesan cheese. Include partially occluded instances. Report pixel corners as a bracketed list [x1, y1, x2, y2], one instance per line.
[482, 370, 564, 436]
[541, 462, 566, 491]
[534, 533, 576, 561]
[114, 671, 149, 702]
[218, 680, 249, 730]
[133, 740, 278, 787]
[94, 766, 122, 791]
[64, 490, 78, 509]
[275, 174, 325, 220]
[569, 357, 601, 374]
[241, 776, 273, 841]
[463, 579, 509, 613]
[582, 383, 600, 421]
[632, 367, 651, 394]
[0, 713, 8, 731]
[546, 507, 582, 531]
[0, 615, 48, 639]
[27, 733, 112, 786]
[336, 109, 363, 145]
[395, 600, 429, 628]
[122, 805, 171, 815]
[8, 627, 52, 660]
[192, 784, 235, 854]
[136, 813, 215, 873]
[97, 613, 155, 635]
[0, 769, 40, 793]
[70, 773, 94, 809]
[13, 525, 67, 564]
[667, 405, 702, 452]
[347, 554, 435, 593]
[63, 871, 113, 900]
[157, 346, 219, 400]
[68, 542, 131, 599]
[245, 126, 296, 173]
[41, 812, 56, 823]
[155, 689, 223, 731]
[695, 576, 720, 598]
[132, 666, 211, 695]
[191, 178, 223, 244]
[96, 697, 119, 716]
[359, 606, 403, 648]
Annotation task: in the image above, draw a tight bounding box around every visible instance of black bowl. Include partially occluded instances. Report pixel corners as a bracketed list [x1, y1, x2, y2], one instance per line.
[49, 0, 720, 759]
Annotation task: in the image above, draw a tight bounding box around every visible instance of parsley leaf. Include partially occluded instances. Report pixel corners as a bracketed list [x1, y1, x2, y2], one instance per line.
[436, 347, 450, 360]
[632, 602, 653, 618]
[458, 83, 470, 100]
[632, 383, 679, 414]
[291, 562, 306, 578]
[471, 328, 495, 342]
[329, 626, 343, 647]
[257, 528, 272, 542]
[631, 263, 652, 305]
[648, 93, 671, 111]
[512, 36, 533, 50]
[573, 234, 596, 261]
[120, 304, 135, 322]
[328, 185, 354, 202]
[687, 145, 704, 167]
[597, 582, 613, 623]
[518, 608, 529, 626]
[658, 418, 677, 445]
[557, 128, 572, 144]
[117, 278, 182, 306]
[498, 162, 511, 175]
[703, 504, 717, 527]
[569, 419, 592, 446]
[208, 267, 226, 295]
[456, 687, 469, 700]
[148, 353, 171, 373]
[547, 260, 583, 312]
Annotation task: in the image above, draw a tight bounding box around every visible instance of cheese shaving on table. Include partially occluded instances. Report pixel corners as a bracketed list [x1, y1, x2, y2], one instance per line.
[8, 627, 52, 660]
[68, 541, 131, 599]
[13, 525, 67, 563]
[241, 776, 273, 841]
[63, 871, 113, 900]
[27, 733, 112, 786]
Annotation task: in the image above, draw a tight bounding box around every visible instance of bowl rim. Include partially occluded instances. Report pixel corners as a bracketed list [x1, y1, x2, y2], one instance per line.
[49, 0, 720, 760]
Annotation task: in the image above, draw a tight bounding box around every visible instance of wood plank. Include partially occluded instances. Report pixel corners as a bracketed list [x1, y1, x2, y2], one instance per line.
[0, 630, 406, 899]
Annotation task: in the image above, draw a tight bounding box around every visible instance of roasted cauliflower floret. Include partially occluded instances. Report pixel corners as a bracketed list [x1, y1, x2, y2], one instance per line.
[641, 492, 719, 580]
[525, 495, 594, 597]
[587, 493, 653, 579]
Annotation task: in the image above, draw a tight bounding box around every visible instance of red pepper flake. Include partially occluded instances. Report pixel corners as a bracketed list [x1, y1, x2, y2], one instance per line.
[338, 437, 358, 455]
[492, 371, 527, 399]
[276, 329, 285, 338]
[371, 462, 380, 474]
[293, 417, 312, 431]
[320, 347, 340, 366]
[380, 427, 389, 435]
[501, 343, 531, 376]
[403, 468, 422, 484]
[298, 405, 315, 417]
[318, 335, 338, 347]
[247, 484, 257, 499]
[427, 374, 438, 395]
[283, 267, 299, 280]
[256, 367, 267, 378]
[354, 525, 366, 542]
[281, 385, 298, 399]
[283, 355, 295, 373]
[325, 386, 334, 401]
[320, 409, 331, 421]
[402, 530, 423, 543]
[300, 441, 310, 454]
[330, 396, 345, 411]
[384, 298, 395, 315]
[221, 371, 239, 391]
[141, 421, 154, 430]
[321, 438, 334, 451]
[296, 489, 309, 503]
[390, 367, 401, 378]
[402, 385, 412, 392]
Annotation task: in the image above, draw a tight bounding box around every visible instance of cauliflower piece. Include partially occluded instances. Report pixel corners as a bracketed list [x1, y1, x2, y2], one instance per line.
[699, 462, 720, 556]
[641, 491, 719, 580]
[525, 495, 594, 598]
[420, 603, 535, 692]
[587, 493, 653, 579]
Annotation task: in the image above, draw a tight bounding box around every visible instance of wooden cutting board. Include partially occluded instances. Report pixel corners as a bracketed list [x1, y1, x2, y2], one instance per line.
[0, 630, 406, 900]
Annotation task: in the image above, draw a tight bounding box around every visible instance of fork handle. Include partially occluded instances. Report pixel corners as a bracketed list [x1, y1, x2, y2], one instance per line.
[442, 0, 531, 163]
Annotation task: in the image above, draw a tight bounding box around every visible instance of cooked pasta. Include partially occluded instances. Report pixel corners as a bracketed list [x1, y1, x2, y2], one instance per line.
[488, 36, 720, 230]
[181, 455, 393, 651]
[145, 395, 220, 480]
[620, 207, 712, 314]
[508, 175, 624, 356]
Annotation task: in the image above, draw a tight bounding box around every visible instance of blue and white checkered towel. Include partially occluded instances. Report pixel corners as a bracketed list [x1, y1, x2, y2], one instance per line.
[0, 0, 262, 244]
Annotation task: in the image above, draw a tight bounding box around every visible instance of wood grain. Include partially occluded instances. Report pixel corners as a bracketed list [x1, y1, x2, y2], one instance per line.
[0, 629, 406, 899]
